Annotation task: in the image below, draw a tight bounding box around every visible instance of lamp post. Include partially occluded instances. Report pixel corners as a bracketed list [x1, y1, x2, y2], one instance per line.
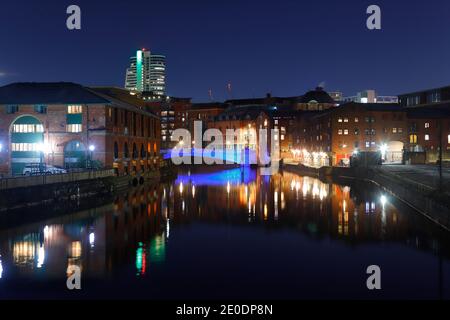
[38, 142, 50, 173]
[438, 119, 443, 192]
[89, 144, 95, 169]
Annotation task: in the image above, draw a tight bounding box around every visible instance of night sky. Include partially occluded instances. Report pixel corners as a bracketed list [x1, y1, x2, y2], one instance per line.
[1, 0, 450, 102]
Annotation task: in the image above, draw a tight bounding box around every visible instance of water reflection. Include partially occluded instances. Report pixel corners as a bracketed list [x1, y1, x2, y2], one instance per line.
[170, 168, 402, 242]
[0, 167, 449, 299]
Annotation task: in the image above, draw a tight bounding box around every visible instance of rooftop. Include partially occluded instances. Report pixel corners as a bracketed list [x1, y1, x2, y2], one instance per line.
[298, 87, 336, 104]
[0, 82, 110, 105]
[398, 85, 450, 97]
[406, 103, 450, 118]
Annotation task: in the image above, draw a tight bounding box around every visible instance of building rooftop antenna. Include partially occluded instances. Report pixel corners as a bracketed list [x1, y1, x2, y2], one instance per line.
[227, 82, 233, 99]
[208, 88, 214, 101]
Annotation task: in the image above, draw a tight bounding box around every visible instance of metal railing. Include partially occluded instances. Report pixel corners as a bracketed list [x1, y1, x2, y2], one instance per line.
[0, 169, 115, 191]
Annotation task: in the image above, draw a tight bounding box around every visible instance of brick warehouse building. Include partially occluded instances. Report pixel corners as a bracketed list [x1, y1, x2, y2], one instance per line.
[294, 102, 408, 166]
[144, 97, 192, 150]
[405, 105, 450, 163]
[399, 85, 450, 163]
[0, 82, 160, 176]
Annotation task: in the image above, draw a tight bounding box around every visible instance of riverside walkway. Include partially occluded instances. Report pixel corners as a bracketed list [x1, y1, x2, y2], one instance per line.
[379, 164, 450, 193]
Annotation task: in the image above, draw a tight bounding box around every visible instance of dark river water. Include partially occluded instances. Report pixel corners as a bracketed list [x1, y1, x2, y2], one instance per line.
[0, 167, 449, 299]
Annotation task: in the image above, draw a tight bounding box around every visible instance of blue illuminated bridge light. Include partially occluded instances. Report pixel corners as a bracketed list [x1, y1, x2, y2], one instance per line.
[175, 167, 257, 186]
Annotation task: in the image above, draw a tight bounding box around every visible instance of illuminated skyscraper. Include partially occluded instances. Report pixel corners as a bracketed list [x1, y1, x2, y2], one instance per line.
[125, 49, 166, 98]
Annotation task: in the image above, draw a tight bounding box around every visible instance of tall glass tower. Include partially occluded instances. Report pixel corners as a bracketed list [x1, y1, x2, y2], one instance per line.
[125, 49, 166, 98]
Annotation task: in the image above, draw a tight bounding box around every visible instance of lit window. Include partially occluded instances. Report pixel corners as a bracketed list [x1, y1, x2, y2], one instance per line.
[448, 135, 450, 144]
[67, 124, 82, 133]
[425, 134, 430, 141]
[281, 134, 285, 141]
[344, 129, 349, 135]
[398, 128, 403, 133]
[11, 143, 40, 152]
[365, 141, 370, 148]
[344, 118, 349, 123]
[338, 118, 343, 123]
[338, 129, 343, 135]
[409, 134, 417, 144]
[12, 124, 44, 133]
[425, 123, 430, 128]
[392, 128, 397, 133]
[68, 105, 83, 114]
[355, 117, 359, 123]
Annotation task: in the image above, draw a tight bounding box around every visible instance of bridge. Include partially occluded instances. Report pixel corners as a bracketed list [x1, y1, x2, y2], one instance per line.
[162, 147, 264, 166]
[175, 167, 258, 187]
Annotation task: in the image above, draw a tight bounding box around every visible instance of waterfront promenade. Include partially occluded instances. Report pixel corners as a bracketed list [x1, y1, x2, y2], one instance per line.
[379, 164, 450, 193]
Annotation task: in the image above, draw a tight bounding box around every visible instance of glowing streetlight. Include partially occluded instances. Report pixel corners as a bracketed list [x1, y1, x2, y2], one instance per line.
[379, 143, 388, 159]
[89, 145, 96, 152]
[38, 142, 51, 154]
[380, 195, 387, 207]
[89, 232, 95, 247]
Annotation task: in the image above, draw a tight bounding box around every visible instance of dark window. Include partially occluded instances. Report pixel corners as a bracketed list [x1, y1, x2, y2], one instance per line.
[132, 143, 138, 159]
[114, 142, 119, 159]
[34, 105, 47, 114]
[124, 143, 129, 158]
[7, 105, 19, 114]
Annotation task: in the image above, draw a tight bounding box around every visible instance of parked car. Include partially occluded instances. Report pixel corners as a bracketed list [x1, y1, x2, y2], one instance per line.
[23, 164, 67, 175]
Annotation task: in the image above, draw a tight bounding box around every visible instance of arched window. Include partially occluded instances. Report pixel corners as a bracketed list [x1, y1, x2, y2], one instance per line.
[132, 143, 138, 159]
[114, 142, 119, 159]
[124, 143, 129, 158]
[140, 144, 146, 158]
[10, 116, 45, 175]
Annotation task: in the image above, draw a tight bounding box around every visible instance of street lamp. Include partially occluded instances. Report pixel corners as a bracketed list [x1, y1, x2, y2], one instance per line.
[38, 142, 51, 172]
[380, 195, 387, 207]
[379, 143, 388, 161]
[88, 145, 95, 169]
